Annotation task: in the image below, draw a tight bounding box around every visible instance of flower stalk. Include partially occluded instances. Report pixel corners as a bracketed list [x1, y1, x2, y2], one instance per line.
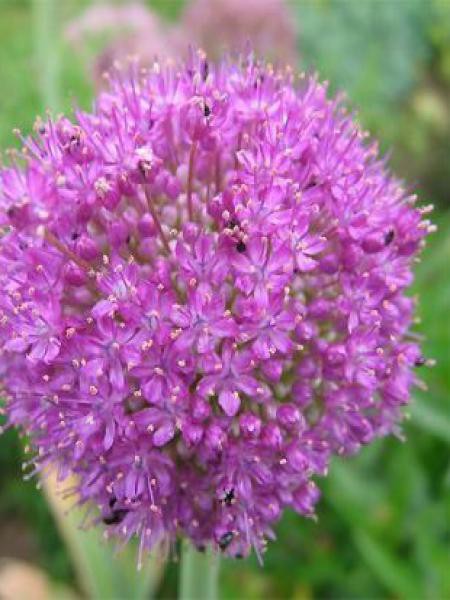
[179, 541, 219, 600]
[33, 0, 61, 112]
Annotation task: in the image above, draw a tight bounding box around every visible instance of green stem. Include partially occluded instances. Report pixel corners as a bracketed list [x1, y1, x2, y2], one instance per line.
[33, 0, 61, 112]
[179, 541, 220, 600]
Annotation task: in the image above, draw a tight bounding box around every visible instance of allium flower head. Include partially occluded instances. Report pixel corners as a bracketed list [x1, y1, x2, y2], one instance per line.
[0, 51, 432, 561]
[64, 2, 178, 87]
[65, 0, 297, 89]
[179, 0, 297, 64]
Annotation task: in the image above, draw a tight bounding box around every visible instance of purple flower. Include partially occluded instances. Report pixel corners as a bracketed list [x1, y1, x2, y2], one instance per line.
[231, 236, 292, 302]
[0, 51, 431, 560]
[64, 0, 298, 91]
[180, 0, 297, 64]
[64, 2, 179, 88]
[197, 342, 263, 416]
[171, 284, 237, 354]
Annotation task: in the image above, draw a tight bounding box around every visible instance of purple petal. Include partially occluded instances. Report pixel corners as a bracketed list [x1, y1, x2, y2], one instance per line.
[218, 389, 240, 417]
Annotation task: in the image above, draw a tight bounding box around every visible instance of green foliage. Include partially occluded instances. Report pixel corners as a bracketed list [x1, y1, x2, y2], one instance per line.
[148, 0, 185, 21]
[43, 471, 164, 599]
[294, 0, 450, 209]
[0, 429, 73, 583]
[0, 3, 41, 149]
[296, 0, 429, 109]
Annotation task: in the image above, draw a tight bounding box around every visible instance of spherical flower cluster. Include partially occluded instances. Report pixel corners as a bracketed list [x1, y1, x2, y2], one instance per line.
[0, 52, 432, 561]
[64, 0, 297, 89]
[64, 2, 179, 86]
[180, 0, 297, 64]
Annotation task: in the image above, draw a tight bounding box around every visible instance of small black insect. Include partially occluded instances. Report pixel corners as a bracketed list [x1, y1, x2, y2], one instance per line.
[384, 229, 395, 245]
[236, 241, 246, 253]
[227, 220, 239, 230]
[218, 531, 234, 551]
[102, 508, 129, 526]
[204, 104, 211, 118]
[222, 488, 235, 507]
[70, 134, 81, 147]
[415, 357, 426, 367]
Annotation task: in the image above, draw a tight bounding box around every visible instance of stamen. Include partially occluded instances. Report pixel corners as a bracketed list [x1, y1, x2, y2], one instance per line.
[215, 151, 221, 193]
[143, 186, 170, 253]
[187, 142, 198, 221]
[234, 132, 242, 171]
[43, 229, 90, 271]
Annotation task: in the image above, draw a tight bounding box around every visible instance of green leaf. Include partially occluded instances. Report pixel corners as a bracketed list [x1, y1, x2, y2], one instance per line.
[353, 530, 424, 599]
[409, 398, 450, 444]
[42, 471, 165, 600]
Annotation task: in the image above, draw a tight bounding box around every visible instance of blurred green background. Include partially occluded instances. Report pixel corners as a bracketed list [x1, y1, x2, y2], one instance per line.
[0, 1, 449, 599]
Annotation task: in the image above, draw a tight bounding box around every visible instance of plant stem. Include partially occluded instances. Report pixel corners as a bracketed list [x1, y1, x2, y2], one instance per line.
[179, 541, 220, 600]
[33, 0, 61, 112]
